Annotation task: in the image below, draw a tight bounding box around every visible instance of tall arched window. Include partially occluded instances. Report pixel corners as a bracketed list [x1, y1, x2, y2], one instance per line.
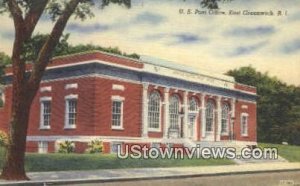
[148, 91, 161, 129]
[189, 97, 198, 112]
[169, 95, 180, 129]
[205, 100, 214, 132]
[221, 103, 230, 133]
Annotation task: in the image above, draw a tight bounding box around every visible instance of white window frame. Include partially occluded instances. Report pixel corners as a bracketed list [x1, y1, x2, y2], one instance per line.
[221, 103, 230, 135]
[65, 83, 78, 90]
[111, 96, 124, 130]
[64, 94, 78, 129]
[38, 141, 48, 154]
[40, 86, 52, 93]
[169, 95, 180, 130]
[112, 84, 125, 91]
[39, 97, 52, 129]
[148, 91, 161, 132]
[241, 113, 249, 137]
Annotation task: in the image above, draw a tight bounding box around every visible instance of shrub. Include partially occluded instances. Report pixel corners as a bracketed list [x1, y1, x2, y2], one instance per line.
[0, 130, 8, 147]
[86, 139, 103, 154]
[58, 141, 75, 153]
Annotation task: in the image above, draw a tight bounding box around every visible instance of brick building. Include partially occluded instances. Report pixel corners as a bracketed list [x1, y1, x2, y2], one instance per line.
[0, 51, 257, 153]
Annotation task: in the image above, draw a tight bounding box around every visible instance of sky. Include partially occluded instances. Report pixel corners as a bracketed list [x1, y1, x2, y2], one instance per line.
[0, 0, 300, 85]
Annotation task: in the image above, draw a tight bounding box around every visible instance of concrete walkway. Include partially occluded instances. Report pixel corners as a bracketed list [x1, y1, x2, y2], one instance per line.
[0, 162, 300, 185]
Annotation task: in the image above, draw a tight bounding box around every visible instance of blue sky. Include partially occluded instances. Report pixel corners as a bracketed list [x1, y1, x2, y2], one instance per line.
[0, 0, 299, 85]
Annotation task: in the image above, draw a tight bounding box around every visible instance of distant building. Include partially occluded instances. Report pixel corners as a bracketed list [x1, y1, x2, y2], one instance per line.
[0, 51, 257, 153]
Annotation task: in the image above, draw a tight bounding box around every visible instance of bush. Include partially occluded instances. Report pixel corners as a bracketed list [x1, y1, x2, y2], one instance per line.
[0, 130, 8, 147]
[58, 141, 74, 153]
[86, 139, 103, 154]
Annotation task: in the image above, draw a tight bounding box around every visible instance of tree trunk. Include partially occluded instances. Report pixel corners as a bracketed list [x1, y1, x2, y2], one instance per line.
[0, 82, 34, 180]
[0, 46, 36, 180]
[0, 0, 81, 180]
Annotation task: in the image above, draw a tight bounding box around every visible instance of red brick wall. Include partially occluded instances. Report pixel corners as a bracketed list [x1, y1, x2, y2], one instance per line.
[93, 77, 142, 137]
[0, 74, 257, 153]
[48, 141, 55, 153]
[1, 76, 143, 138]
[26, 77, 96, 136]
[74, 142, 88, 153]
[235, 83, 257, 94]
[234, 100, 257, 142]
[0, 88, 11, 133]
[26, 141, 38, 153]
[103, 142, 111, 153]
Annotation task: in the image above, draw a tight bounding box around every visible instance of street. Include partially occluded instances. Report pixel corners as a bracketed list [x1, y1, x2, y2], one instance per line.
[71, 171, 300, 186]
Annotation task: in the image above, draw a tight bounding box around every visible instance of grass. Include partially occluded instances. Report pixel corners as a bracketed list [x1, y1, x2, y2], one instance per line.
[0, 148, 234, 172]
[259, 143, 300, 162]
[1, 143, 297, 172]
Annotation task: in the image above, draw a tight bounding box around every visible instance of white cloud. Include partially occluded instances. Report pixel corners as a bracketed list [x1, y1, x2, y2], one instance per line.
[0, 0, 299, 85]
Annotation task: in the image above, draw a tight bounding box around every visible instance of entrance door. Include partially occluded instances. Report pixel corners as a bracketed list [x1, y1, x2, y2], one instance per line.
[188, 115, 196, 139]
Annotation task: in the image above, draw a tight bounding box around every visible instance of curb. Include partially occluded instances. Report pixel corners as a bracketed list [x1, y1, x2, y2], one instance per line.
[1, 168, 300, 186]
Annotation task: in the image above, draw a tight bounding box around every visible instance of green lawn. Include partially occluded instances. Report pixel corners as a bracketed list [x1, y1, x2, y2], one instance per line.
[2, 143, 298, 172]
[0, 148, 233, 172]
[259, 143, 300, 162]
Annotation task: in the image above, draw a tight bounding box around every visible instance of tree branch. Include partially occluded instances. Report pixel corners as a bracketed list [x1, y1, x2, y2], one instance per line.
[27, 0, 81, 93]
[23, 0, 49, 40]
[7, 0, 24, 30]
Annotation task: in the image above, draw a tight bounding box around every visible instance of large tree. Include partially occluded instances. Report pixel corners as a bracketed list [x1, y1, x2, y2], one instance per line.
[227, 66, 300, 145]
[0, 0, 222, 181]
[0, 0, 132, 180]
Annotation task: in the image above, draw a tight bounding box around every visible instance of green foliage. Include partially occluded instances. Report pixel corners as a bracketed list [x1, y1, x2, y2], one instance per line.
[22, 33, 71, 62]
[0, 0, 132, 18]
[58, 141, 75, 153]
[0, 52, 11, 84]
[101, 0, 131, 8]
[227, 66, 300, 145]
[0, 52, 10, 66]
[0, 130, 8, 147]
[57, 43, 140, 59]
[21, 33, 140, 61]
[86, 139, 104, 154]
[260, 143, 300, 162]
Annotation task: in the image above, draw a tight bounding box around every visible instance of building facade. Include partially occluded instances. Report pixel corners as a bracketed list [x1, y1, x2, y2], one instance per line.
[0, 51, 257, 153]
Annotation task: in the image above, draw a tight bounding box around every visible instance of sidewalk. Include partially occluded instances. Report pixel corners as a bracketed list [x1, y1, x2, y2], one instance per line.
[1, 162, 300, 185]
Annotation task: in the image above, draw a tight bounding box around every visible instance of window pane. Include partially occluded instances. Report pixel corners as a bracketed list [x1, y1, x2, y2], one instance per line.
[205, 101, 214, 132]
[169, 95, 179, 129]
[41, 101, 51, 127]
[148, 92, 160, 129]
[221, 104, 229, 133]
[241, 115, 248, 135]
[66, 99, 77, 126]
[112, 100, 122, 127]
[189, 97, 197, 111]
